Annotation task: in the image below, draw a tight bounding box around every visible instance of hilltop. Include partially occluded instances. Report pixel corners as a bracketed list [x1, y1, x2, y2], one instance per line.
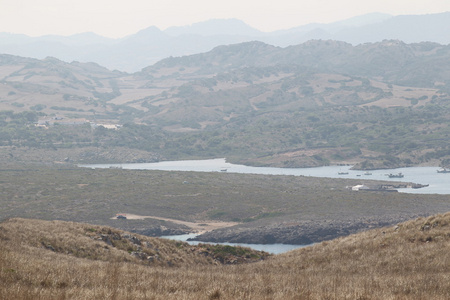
[1, 213, 449, 299]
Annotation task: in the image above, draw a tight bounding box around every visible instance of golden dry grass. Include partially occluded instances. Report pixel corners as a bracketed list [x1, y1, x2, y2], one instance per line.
[1, 213, 450, 299]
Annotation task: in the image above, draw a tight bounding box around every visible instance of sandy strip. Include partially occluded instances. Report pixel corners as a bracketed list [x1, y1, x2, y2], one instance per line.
[112, 213, 239, 234]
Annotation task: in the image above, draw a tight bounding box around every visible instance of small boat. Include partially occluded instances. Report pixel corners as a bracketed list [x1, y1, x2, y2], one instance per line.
[388, 173, 404, 178]
[220, 168, 227, 172]
[338, 172, 349, 175]
[364, 172, 372, 175]
[437, 168, 450, 173]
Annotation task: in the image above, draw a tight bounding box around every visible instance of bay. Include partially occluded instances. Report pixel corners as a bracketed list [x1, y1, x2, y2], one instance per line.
[80, 158, 450, 194]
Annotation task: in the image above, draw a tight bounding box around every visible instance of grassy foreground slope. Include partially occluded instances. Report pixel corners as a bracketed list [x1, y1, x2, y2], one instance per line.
[1, 213, 449, 299]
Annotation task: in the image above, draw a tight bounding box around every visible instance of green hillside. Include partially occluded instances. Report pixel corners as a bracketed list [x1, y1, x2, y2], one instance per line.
[1, 40, 450, 168]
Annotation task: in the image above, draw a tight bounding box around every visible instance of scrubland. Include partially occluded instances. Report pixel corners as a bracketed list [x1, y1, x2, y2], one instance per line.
[1, 213, 449, 299]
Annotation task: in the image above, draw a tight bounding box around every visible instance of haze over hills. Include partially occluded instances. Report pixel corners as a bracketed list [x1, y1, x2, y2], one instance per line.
[1, 12, 450, 72]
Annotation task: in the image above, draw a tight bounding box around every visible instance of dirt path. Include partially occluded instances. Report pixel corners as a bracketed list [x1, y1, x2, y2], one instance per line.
[112, 213, 239, 234]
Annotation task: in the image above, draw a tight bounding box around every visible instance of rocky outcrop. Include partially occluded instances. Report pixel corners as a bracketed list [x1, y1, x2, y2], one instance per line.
[88, 227, 269, 265]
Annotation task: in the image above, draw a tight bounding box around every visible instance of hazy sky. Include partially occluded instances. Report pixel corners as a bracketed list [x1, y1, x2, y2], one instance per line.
[2, 0, 450, 38]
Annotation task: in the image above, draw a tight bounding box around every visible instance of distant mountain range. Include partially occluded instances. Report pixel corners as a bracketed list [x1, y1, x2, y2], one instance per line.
[1, 12, 450, 72]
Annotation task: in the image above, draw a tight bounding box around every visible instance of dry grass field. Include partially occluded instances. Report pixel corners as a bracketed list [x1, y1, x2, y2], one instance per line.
[1, 212, 449, 299]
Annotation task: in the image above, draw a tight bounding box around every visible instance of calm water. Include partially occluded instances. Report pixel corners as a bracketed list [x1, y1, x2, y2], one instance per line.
[160, 233, 308, 254]
[80, 158, 450, 194]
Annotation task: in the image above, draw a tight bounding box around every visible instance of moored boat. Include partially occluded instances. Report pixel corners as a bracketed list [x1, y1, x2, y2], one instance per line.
[388, 173, 404, 178]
